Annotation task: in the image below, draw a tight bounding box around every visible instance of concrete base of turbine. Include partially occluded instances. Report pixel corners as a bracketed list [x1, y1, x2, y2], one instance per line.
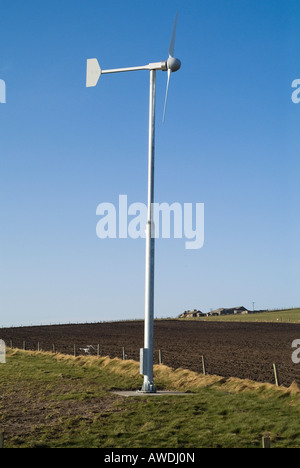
[141, 379, 156, 393]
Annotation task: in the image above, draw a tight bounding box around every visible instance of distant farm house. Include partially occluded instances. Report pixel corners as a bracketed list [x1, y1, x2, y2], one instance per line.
[179, 309, 206, 318]
[208, 306, 249, 316]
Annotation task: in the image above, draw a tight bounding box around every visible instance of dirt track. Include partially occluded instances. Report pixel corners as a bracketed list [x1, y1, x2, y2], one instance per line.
[1, 320, 300, 387]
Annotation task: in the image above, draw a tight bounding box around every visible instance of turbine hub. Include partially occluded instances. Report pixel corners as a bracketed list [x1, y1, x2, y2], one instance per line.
[167, 56, 181, 72]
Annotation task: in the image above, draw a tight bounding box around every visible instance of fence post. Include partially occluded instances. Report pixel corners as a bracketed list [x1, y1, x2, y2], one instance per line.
[37, 342, 40, 352]
[273, 363, 280, 387]
[23, 341, 26, 351]
[262, 436, 271, 448]
[0, 431, 4, 449]
[97, 344, 100, 356]
[52, 344, 56, 353]
[159, 349, 163, 365]
[202, 355, 207, 376]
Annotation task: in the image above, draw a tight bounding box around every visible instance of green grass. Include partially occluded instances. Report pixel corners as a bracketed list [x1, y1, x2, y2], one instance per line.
[1, 349, 300, 448]
[200, 308, 300, 323]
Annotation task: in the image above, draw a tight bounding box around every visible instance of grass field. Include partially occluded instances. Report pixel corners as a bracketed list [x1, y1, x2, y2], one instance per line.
[1, 349, 300, 448]
[200, 308, 300, 323]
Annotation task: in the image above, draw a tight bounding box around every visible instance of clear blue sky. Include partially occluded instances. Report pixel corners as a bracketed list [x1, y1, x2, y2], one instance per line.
[0, 0, 299, 326]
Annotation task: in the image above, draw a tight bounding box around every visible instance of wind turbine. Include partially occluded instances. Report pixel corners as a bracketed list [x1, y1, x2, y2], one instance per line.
[86, 13, 181, 393]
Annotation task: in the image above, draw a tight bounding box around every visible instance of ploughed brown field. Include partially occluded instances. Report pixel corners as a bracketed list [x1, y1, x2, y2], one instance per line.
[1, 320, 300, 387]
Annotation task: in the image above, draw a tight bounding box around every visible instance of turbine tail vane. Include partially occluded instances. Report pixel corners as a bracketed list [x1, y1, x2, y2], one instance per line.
[86, 58, 101, 87]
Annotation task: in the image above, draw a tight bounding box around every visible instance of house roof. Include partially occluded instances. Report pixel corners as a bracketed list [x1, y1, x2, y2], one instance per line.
[210, 306, 248, 314]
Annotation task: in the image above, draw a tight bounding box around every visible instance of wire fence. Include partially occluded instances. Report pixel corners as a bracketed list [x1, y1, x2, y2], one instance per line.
[5, 338, 296, 389]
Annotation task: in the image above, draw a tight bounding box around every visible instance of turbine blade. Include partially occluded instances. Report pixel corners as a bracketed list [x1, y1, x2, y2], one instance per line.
[168, 12, 178, 57]
[162, 69, 171, 123]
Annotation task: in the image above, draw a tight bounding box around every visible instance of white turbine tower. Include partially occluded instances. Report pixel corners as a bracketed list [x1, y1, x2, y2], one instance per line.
[86, 14, 181, 393]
